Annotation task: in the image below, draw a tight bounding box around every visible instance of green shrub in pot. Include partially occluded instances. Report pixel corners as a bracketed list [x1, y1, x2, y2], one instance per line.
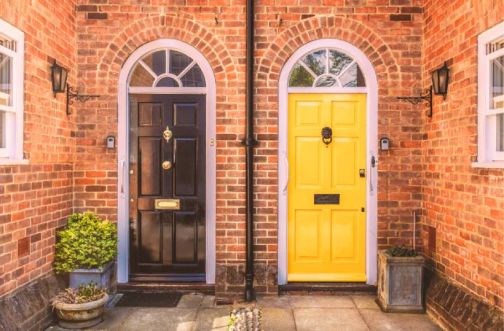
[54, 212, 117, 288]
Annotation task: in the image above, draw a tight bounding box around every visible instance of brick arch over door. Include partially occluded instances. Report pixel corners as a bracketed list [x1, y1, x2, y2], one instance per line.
[257, 16, 398, 88]
[97, 14, 237, 93]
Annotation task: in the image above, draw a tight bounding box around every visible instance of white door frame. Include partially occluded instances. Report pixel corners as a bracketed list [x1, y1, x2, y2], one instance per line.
[117, 39, 217, 284]
[277, 39, 379, 285]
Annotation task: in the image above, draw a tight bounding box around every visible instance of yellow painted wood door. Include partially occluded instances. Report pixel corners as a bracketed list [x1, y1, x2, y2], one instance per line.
[288, 93, 367, 282]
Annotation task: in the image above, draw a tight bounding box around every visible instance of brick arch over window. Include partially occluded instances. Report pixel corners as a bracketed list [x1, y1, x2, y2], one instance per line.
[257, 16, 398, 87]
[98, 14, 236, 90]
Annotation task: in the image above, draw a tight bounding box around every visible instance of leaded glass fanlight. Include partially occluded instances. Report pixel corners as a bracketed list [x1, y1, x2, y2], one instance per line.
[289, 48, 366, 88]
[129, 49, 206, 88]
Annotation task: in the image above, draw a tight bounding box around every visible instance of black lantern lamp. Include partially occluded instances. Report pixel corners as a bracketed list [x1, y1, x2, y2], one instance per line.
[51, 61, 100, 115]
[431, 62, 449, 99]
[397, 62, 450, 117]
[51, 61, 68, 96]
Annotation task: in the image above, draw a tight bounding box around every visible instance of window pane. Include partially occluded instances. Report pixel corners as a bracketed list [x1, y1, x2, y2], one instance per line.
[314, 75, 338, 87]
[142, 50, 166, 76]
[0, 32, 16, 52]
[339, 62, 366, 87]
[129, 63, 155, 87]
[180, 64, 205, 87]
[486, 36, 504, 55]
[289, 63, 314, 87]
[170, 51, 192, 76]
[0, 53, 12, 106]
[498, 114, 504, 152]
[156, 77, 179, 87]
[329, 50, 353, 76]
[302, 50, 326, 76]
[490, 55, 504, 110]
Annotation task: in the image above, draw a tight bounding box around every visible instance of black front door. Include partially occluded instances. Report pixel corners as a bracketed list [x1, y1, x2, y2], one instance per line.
[129, 94, 206, 282]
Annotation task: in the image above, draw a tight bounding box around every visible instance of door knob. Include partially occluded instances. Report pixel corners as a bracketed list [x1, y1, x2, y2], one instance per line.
[162, 161, 172, 170]
[163, 126, 173, 143]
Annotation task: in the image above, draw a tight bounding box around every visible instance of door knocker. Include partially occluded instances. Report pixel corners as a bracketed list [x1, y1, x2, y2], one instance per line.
[163, 126, 173, 143]
[321, 127, 333, 146]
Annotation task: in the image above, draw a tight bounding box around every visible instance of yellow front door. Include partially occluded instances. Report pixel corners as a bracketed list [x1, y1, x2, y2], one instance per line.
[288, 93, 367, 282]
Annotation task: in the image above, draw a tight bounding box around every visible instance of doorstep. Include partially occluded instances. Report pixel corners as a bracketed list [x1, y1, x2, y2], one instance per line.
[117, 282, 215, 294]
[279, 282, 376, 295]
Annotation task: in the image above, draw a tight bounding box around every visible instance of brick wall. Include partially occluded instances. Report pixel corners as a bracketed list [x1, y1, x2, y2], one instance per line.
[0, 2, 502, 330]
[73, 0, 424, 295]
[0, 0, 76, 297]
[422, 0, 504, 316]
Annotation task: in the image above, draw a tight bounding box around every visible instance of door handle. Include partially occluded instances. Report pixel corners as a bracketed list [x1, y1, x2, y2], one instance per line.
[162, 160, 172, 170]
[370, 155, 377, 193]
[282, 152, 289, 193]
[163, 126, 173, 143]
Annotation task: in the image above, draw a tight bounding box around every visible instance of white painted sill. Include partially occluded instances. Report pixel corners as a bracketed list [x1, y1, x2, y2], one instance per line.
[0, 158, 29, 166]
[471, 161, 504, 169]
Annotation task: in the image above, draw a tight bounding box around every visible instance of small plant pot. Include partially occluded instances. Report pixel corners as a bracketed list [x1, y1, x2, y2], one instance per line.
[376, 250, 425, 313]
[53, 293, 109, 329]
[69, 261, 114, 289]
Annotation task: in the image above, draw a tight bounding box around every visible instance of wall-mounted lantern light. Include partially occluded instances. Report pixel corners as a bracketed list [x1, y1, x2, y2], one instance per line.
[397, 62, 450, 118]
[51, 61, 100, 115]
[431, 62, 449, 99]
[51, 61, 68, 96]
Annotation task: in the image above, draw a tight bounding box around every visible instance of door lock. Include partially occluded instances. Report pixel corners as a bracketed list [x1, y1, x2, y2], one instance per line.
[163, 126, 173, 143]
[359, 169, 366, 178]
[162, 160, 172, 170]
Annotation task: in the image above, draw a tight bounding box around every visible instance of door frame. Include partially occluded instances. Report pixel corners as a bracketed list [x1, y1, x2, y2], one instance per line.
[117, 39, 216, 284]
[278, 39, 378, 285]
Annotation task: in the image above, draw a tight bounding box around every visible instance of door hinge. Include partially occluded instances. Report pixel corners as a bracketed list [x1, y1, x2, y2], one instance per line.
[361, 207, 365, 212]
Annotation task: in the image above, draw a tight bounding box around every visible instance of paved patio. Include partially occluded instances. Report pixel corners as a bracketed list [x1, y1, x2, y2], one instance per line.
[48, 293, 441, 331]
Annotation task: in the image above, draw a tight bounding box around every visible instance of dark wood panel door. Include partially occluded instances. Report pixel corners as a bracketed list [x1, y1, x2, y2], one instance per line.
[129, 94, 206, 282]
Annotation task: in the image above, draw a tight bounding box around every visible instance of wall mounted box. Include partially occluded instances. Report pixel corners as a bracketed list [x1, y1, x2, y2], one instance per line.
[376, 251, 425, 313]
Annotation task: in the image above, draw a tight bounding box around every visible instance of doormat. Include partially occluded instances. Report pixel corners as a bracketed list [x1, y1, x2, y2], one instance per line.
[115, 292, 182, 307]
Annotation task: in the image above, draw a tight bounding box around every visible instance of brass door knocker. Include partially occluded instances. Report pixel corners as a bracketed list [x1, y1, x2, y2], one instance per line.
[321, 127, 332, 146]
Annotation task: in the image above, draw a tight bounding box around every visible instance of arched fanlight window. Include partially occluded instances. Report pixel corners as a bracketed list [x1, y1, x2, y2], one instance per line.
[289, 48, 366, 88]
[129, 48, 206, 88]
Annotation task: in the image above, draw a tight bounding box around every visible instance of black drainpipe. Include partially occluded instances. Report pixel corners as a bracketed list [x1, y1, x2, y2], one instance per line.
[244, 0, 257, 302]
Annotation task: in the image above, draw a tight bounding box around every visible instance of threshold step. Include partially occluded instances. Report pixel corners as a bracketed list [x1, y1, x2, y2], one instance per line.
[279, 282, 376, 294]
[117, 282, 215, 294]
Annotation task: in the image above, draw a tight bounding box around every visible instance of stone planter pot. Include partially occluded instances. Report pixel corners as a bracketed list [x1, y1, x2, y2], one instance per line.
[54, 293, 109, 329]
[69, 261, 113, 289]
[376, 250, 425, 313]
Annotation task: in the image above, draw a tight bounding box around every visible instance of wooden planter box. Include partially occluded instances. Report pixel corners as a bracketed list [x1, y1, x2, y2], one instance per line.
[376, 250, 425, 313]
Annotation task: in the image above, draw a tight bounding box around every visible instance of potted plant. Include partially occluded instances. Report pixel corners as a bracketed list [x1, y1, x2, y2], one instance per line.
[52, 283, 109, 329]
[376, 245, 425, 313]
[54, 212, 117, 289]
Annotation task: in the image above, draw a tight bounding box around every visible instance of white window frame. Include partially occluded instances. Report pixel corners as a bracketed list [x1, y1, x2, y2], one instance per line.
[0, 19, 25, 164]
[474, 20, 504, 168]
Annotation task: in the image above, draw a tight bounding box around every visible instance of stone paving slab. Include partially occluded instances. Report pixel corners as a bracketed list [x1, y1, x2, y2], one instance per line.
[47, 293, 441, 331]
[288, 294, 355, 308]
[294, 308, 369, 331]
[261, 308, 296, 331]
[359, 308, 442, 331]
[192, 308, 230, 331]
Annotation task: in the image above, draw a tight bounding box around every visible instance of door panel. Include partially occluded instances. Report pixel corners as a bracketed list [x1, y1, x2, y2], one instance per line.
[288, 93, 366, 282]
[129, 94, 206, 282]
